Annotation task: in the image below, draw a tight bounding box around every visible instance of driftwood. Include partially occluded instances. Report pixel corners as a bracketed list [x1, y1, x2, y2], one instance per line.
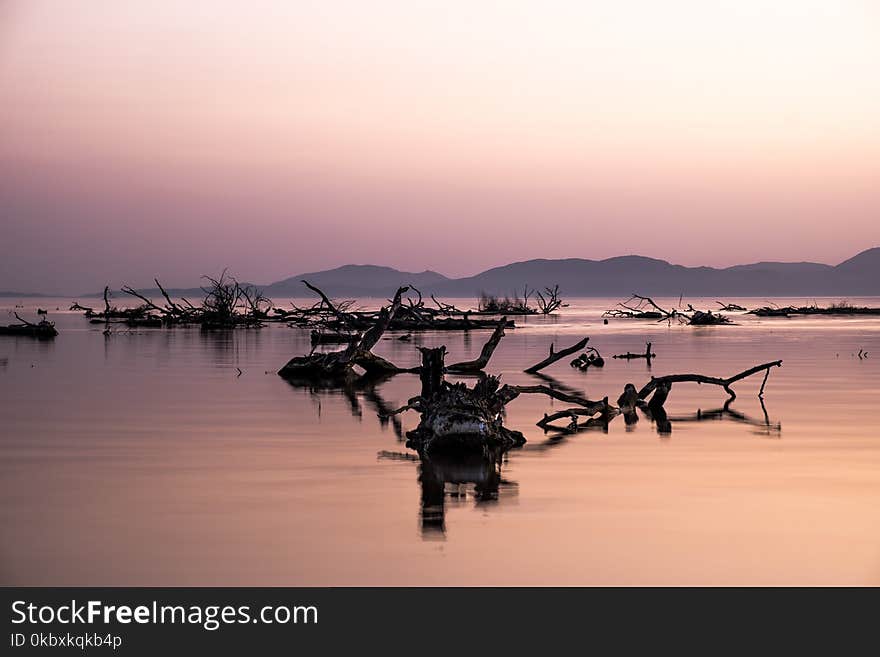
[276, 286, 784, 448]
[569, 347, 605, 370]
[535, 361, 783, 433]
[716, 301, 747, 312]
[381, 337, 618, 453]
[310, 330, 360, 346]
[524, 337, 590, 374]
[613, 342, 655, 362]
[445, 319, 507, 373]
[748, 303, 880, 317]
[115, 272, 272, 328]
[1, 313, 58, 339]
[278, 287, 411, 380]
[637, 360, 782, 403]
[399, 346, 525, 454]
[604, 294, 730, 325]
[283, 282, 518, 331]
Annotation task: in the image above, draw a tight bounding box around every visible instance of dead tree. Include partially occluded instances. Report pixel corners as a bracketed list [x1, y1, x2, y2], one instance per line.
[386, 351, 608, 454]
[291, 281, 514, 331]
[536, 360, 783, 434]
[278, 286, 411, 380]
[636, 360, 782, 405]
[716, 301, 746, 312]
[535, 285, 567, 314]
[445, 319, 507, 373]
[524, 337, 590, 374]
[604, 294, 730, 325]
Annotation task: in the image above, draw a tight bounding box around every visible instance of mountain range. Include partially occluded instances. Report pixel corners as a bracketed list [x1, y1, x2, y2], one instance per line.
[4, 247, 878, 299]
[260, 247, 880, 298]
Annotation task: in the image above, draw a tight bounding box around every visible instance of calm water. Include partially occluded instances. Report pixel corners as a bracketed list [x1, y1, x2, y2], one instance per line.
[2, 297, 879, 585]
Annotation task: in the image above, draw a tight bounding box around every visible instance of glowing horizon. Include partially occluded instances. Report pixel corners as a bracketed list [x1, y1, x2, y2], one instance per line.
[2, 1, 879, 292]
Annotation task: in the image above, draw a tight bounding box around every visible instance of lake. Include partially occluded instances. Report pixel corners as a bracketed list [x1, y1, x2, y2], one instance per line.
[2, 296, 879, 585]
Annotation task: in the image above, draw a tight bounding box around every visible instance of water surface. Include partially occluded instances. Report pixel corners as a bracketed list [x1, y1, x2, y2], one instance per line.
[2, 297, 879, 585]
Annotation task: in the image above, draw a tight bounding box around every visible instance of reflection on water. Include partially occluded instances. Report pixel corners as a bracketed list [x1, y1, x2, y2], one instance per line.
[379, 449, 516, 538]
[1, 297, 880, 585]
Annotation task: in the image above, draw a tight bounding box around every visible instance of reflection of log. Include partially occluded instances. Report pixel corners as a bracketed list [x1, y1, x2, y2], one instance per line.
[524, 337, 590, 374]
[310, 330, 359, 345]
[503, 384, 608, 415]
[637, 360, 782, 403]
[663, 398, 780, 434]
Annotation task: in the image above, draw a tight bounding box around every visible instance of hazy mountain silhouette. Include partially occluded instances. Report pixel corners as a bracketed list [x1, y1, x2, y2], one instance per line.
[265, 247, 880, 298]
[264, 265, 449, 297]
[32, 246, 880, 299]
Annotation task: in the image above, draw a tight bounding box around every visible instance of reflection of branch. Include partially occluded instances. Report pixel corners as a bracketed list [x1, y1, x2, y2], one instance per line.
[527, 371, 584, 397]
[361, 381, 404, 440]
[660, 398, 781, 435]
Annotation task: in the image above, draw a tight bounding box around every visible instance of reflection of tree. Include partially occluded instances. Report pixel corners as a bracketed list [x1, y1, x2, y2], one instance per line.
[654, 397, 781, 437]
[282, 372, 405, 439]
[379, 448, 518, 538]
[535, 397, 780, 438]
[286, 367, 781, 541]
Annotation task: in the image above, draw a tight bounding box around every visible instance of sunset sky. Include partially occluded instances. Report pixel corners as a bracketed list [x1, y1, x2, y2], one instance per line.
[2, 1, 879, 292]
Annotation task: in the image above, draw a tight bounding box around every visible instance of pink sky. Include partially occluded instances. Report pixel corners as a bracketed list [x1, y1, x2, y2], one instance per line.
[1, 1, 879, 292]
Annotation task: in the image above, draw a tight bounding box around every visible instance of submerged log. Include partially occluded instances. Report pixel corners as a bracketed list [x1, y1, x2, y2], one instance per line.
[310, 330, 360, 346]
[613, 342, 655, 362]
[1, 313, 58, 339]
[405, 376, 527, 455]
[524, 337, 590, 374]
[570, 347, 605, 370]
[604, 294, 730, 325]
[716, 301, 747, 312]
[749, 303, 880, 317]
[278, 286, 411, 380]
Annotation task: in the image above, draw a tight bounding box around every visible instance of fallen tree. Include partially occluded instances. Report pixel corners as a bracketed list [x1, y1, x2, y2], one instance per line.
[748, 302, 880, 317]
[604, 294, 731, 325]
[277, 286, 783, 448]
[278, 286, 411, 380]
[524, 337, 590, 374]
[1, 313, 58, 339]
[117, 272, 271, 328]
[276, 281, 517, 331]
[384, 346, 612, 454]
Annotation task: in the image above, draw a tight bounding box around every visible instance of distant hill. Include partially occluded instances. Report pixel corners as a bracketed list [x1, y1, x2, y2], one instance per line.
[264, 247, 880, 298]
[0, 290, 50, 298]
[40, 246, 880, 299]
[264, 265, 449, 297]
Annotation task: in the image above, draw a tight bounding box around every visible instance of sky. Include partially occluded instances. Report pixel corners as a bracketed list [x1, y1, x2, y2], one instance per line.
[1, 1, 879, 293]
